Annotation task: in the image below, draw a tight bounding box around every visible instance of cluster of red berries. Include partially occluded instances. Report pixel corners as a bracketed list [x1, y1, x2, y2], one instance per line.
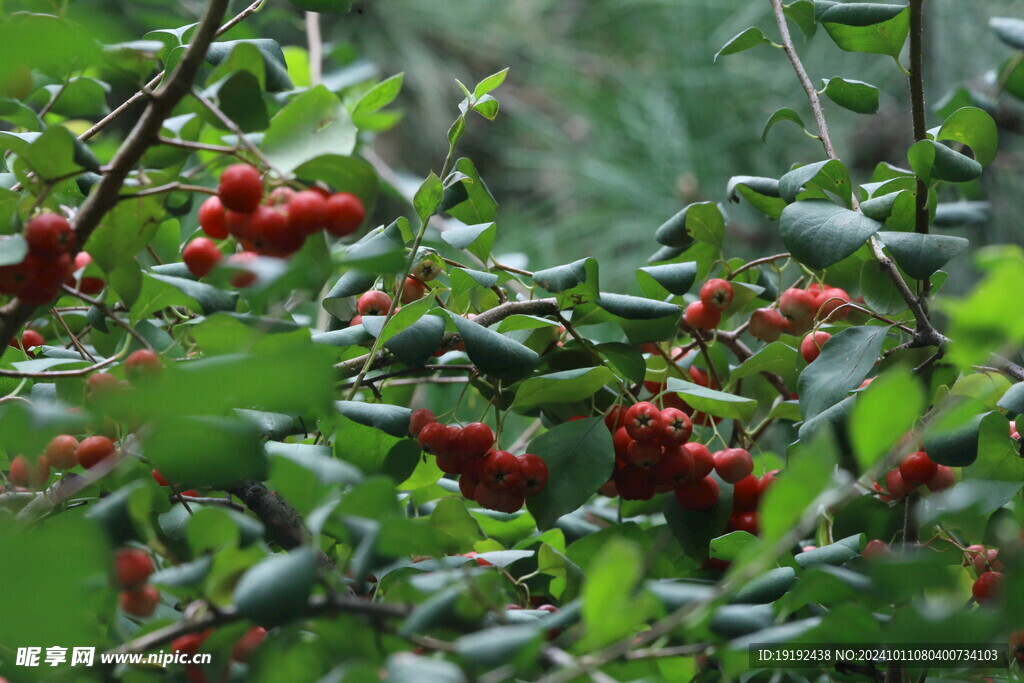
[749, 282, 852, 343]
[966, 544, 1006, 605]
[876, 450, 954, 500]
[182, 163, 366, 283]
[0, 212, 81, 305]
[171, 625, 267, 682]
[115, 547, 160, 617]
[640, 355, 722, 427]
[410, 410, 549, 513]
[683, 278, 734, 331]
[348, 276, 432, 327]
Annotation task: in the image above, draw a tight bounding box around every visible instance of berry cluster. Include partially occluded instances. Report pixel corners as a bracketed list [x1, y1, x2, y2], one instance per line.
[171, 625, 267, 682]
[410, 410, 549, 513]
[967, 543, 1005, 605]
[115, 547, 160, 617]
[750, 282, 852, 342]
[183, 163, 366, 283]
[877, 450, 954, 499]
[348, 266, 436, 327]
[683, 278, 734, 331]
[0, 212, 80, 305]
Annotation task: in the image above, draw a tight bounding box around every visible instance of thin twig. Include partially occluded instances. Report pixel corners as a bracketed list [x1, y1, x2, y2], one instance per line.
[63, 286, 155, 351]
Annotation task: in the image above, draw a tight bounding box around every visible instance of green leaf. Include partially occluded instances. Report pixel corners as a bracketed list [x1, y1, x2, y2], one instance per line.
[472, 95, 500, 121]
[761, 436, 838, 542]
[131, 272, 238, 323]
[0, 127, 99, 180]
[908, 140, 983, 184]
[727, 176, 787, 219]
[448, 312, 539, 382]
[637, 262, 698, 296]
[440, 222, 496, 262]
[595, 293, 679, 320]
[0, 234, 27, 267]
[779, 159, 852, 206]
[473, 68, 510, 99]
[654, 202, 726, 249]
[335, 401, 411, 438]
[877, 232, 970, 280]
[580, 538, 652, 650]
[414, 172, 443, 222]
[665, 474, 734, 561]
[595, 342, 647, 385]
[234, 547, 315, 625]
[145, 415, 267, 487]
[732, 567, 797, 604]
[761, 107, 808, 143]
[936, 107, 998, 166]
[534, 258, 599, 305]
[455, 624, 540, 667]
[731, 342, 799, 382]
[819, 4, 910, 57]
[512, 367, 615, 412]
[922, 407, 987, 468]
[991, 17, 1024, 50]
[525, 418, 615, 530]
[794, 536, 861, 568]
[665, 378, 757, 421]
[822, 77, 879, 114]
[353, 72, 404, 127]
[998, 383, 1024, 417]
[779, 200, 881, 270]
[714, 27, 772, 62]
[798, 325, 889, 419]
[850, 368, 924, 470]
[438, 158, 498, 225]
[261, 86, 356, 174]
[386, 313, 447, 367]
[205, 39, 291, 92]
[785, 0, 818, 39]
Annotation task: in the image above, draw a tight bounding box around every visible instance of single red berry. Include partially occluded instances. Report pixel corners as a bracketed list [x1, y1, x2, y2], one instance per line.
[883, 468, 910, 499]
[120, 585, 160, 617]
[926, 464, 955, 492]
[731, 474, 761, 511]
[183, 237, 222, 278]
[626, 440, 663, 468]
[615, 464, 656, 501]
[972, 571, 1003, 604]
[684, 301, 721, 330]
[76, 435, 116, 469]
[87, 372, 121, 400]
[1010, 420, 1019, 439]
[651, 445, 693, 491]
[800, 331, 831, 364]
[225, 209, 253, 240]
[357, 290, 393, 316]
[460, 422, 495, 458]
[779, 288, 816, 324]
[125, 349, 162, 383]
[172, 630, 211, 655]
[218, 164, 263, 213]
[401, 277, 426, 304]
[459, 474, 479, 500]
[8, 455, 49, 488]
[25, 212, 75, 259]
[675, 476, 719, 511]
[18, 253, 72, 305]
[613, 427, 632, 459]
[748, 308, 787, 343]
[700, 278, 734, 312]
[682, 442, 715, 480]
[474, 482, 525, 513]
[624, 402, 664, 444]
[688, 365, 712, 388]
[972, 547, 1004, 574]
[409, 408, 437, 438]
[816, 287, 850, 321]
[518, 454, 548, 495]
[268, 186, 296, 207]
[325, 192, 365, 237]
[862, 539, 892, 560]
[659, 408, 692, 446]
[115, 548, 154, 588]
[198, 195, 229, 239]
[287, 190, 329, 235]
[604, 404, 629, 432]
[480, 450, 522, 491]
[227, 251, 258, 288]
[759, 469, 780, 495]
[231, 626, 267, 663]
[417, 421, 449, 455]
[728, 510, 759, 535]
[713, 448, 753, 483]
[13, 329, 45, 356]
[249, 205, 303, 256]
[70, 251, 104, 295]
[44, 434, 79, 470]
[151, 469, 169, 486]
[899, 451, 937, 485]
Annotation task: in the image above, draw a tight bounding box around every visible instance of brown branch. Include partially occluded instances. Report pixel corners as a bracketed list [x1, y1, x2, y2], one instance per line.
[225, 481, 311, 550]
[727, 252, 790, 280]
[908, 0, 929, 240]
[64, 285, 156, 351]
[0, 353, 120, 378]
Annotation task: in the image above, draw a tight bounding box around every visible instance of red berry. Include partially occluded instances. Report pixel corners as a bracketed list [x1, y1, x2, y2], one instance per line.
[688, 365, 711, 388]
[13, 329, 45, 356]
[183, 237, 222, 278]
[518, 454, 549, 495]
[731, 475, 761, 511]
[780, 288, 816, 324]
[474, 482, 524, 512]
[225, 209, 253, 239]
[286, 191, 328, 235]
[615, 464, 657, 501]
[460, 422, 494, 457]
[115, 548, 154, 588]
[713, 448, 753, 484]
[325, 192, 366, 237]
[44, 434, 79, 470]
[401, 277, 426, 304]
[651, 445, 693, 491]
[249, 205, 303, 256]
[759, 469, 780, 496]
[748, 308, 787, 343]
[8, 454, 49, 488]
[675, 476, 719, 511]
[172, 630, 210, 655]
[926, 464, 954, 492]
[357, 290, 393, 316]
[972, 571, 1003, 604]
[18, 253, 72, 305]
[899, 451, 937, 486]
[459, 474, 479, 500]
[87, 372, 120, 400]
[218, 164, 263, 213]
[152, 469, 169, 486]
[231, 626, 267, 662]
[972, 547, 1004, 574]
[625, 440, 663, 468]
[728, 510, 759, 535]
[699, 278, 734, 312]
[862, 539, 892, 560]
[409, 408, 436, 438]
[198, 196, 228, 239]
[120, 585, 160, 617]
[76, 435, 116, 469]
[480, 450, 522, 491]
[613, 427, 632, 459]
[883, 468, 910, 499]
[268, 186, 295, 207]
[682, 442, 714, 480]
[70, 251, 104, 295]
[125, 349, 162, 383]
[659, 408, 692, 446]
[684, 301, 721, 330]
[624, 402, 664, 444]
[25, 212, 75, 259]
[417, 422, 448, 455]
[816, 287, 850, 321]
[800, 330, 831, 363]
[227, 251, 258, 288]
[604, 404, 628, 432]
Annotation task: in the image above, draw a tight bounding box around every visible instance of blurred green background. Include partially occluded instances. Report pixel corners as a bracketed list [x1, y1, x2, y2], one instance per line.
[56, 0, 1024, 290]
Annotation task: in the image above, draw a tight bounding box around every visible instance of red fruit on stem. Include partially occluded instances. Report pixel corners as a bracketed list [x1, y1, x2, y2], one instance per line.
[899, 451, 937, 485]
[45, 434, 79, 470]
[287, 190, 329, 234]
[125, 349, 162, 383]
[926, 464, 955, 492]
[713, 448, 753, 483]
[612, 426, 632, 459]
[779, 288, 816, 324]
[460, 422, 495, 457]
[604, 404, 628, 432]
[699, 278, 734, 312]
[728, 510, 759, 535]
[115, 548, 154, 588]
[249, 205, 302, 256]
[480, 450, 522, 491]
[152, 469, 169, 486]
[675, 476, 719, 511]
[688, 365, 711, 388]
[409, 408, 436, 438]
[401, 277, 426, 304]
[198, 196, 229, 239]
[862, 539, 892, 560]
[120, 585, 160, 617]
[9, 455, 49, 488]
[459, 474, 479, 500]
[731, 475, 761, 511]
[474, 482, 524, 512]
[325, 192, 366, 237]
[183, 237, 223, 278]
[615, 464, 656, 501]
[748, 308, 787, 342]
[12, 329, 45, 355]
[231, 626, 267, 663]
[972, 571, 1003, 604]
[625, 440, 663, 468]
[76, 435, 116, 469]
[519, 454, 549, 495]
[652, 445, 693, 490]
[417, 422, 448, 455]
[218, 164, 263, 213]
[225, 210, 253, 240]
[684, 301, 721, 330]
[25, 212, 75, 259]
[800, 331, 832, 363]
[659, 407, 693, 446]
[883, 468, 910, 499]
[816, 287, 850, 321]
[357, 290, 393, 316]
[172, 630, 211, 655]
[70, 251, 105, 295]
[682, 442, 715, 480]
[624, 402, 664, 444]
